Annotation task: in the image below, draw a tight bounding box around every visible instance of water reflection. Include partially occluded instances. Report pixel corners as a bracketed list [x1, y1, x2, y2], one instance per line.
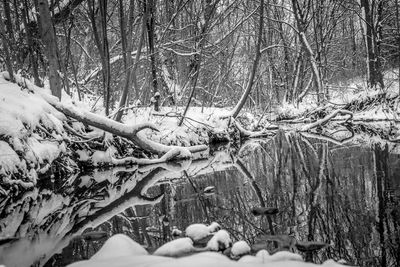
[1, 131, 400, 267]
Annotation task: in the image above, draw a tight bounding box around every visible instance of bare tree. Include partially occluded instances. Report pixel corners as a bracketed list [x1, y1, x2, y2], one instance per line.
[146, 0, 160, 111]
[291, 0, 323, 103]
[231, 0, 264, 118]
[0, 9, 14, 82]
[360, 0, 384, 88]
[38, 0, 62, 98]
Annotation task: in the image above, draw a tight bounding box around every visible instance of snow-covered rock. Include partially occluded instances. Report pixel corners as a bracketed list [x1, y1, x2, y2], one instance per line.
[66, 234, 354, 267]
[207, 222, 221, 232]
[185, 222, 220, 241]
[91, 234, 148, 260]
[172, 226, 183, 237]
[206, 230, 232, 251]
[153, 237, 195, 257]
[230, 241, 251, 258]
[255, 249, 270, 262]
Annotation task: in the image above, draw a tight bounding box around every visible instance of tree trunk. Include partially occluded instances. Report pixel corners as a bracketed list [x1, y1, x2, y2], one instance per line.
[396, 0, 400, 93]
[231, 0, 264, 118]
[88, 0, 111, 115]
[115, 0, 135, 122]
[99, 0, 111, 115]
[146, 0, 159, 111]
[291, 0, 323, 103]
[22, 2, 42, 87]
[2, 0, 17, 67]
[178, 0, 219, 125]
[38, 0, 62, 99]
[360, 0, 384, 88]
[0, 12, 14, 82]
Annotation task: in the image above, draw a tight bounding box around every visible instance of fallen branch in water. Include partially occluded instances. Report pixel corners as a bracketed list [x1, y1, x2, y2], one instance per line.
[233, 119, 277, 138]
[300, 110, 353, 132]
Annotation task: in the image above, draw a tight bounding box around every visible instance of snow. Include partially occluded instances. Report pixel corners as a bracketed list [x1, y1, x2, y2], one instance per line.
[267, 251, 304, 262]
[185, 222, 220, 241]
[0, 141, 26, 175]
[153, 237, 195, 257]
[208, 222, 221, 232]
[66, 234, 352, 267]
[185, 223, 211, 241]
[206, 230, 232, 251]
[0, 73, 67, 180]
[0, 73, 65, 138]
[172, 226, 183, 236]
[91, 234, 148, 260]
[231, 241, 251, 257]
[275, 69, 400, 124]
[123, 106, 231, 148]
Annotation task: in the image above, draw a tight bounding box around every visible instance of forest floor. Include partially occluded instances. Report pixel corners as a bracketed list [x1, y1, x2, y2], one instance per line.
[0, 70, 399, 194]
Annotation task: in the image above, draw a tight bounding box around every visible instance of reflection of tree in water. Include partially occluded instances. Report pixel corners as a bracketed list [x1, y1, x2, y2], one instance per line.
[166, 132, 400, 266]
[1, 132, 400, 267]
[0, 163, 187, 267]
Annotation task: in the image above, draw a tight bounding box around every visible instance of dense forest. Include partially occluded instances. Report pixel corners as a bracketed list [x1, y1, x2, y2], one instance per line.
[1, 1, 400, 267]
[1, 0, 399, 114]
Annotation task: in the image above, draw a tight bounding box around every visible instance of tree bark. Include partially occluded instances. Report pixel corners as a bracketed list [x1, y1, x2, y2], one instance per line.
[115, 0, 135, 122]
[231, 0, 264, 118]
[0, 12, 14, 82]
[291, 0, 323, 103]
[99, 0, 111, 115]
[360, 0, 384, 88]
[88, 0, 112, 115]
[22, 2, 42, 87]
[38, 0, 62, 99]
[178, 0, 219, 125]
[146, 0, 159, 111]
[2, 0, 17, 67]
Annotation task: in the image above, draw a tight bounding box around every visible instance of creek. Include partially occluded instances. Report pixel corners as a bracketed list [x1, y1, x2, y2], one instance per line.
[1, 131, 399, 267]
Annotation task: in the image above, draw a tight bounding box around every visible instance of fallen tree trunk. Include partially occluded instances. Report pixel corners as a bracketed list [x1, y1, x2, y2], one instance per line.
[233, 119, 277, 138]
[52, 102, 207, 156]
[11, 73, 208, 158]
[300, 110, 353, 131]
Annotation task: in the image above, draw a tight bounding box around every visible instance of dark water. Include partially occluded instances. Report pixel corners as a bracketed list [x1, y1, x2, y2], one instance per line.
[1, 131, 400, 267]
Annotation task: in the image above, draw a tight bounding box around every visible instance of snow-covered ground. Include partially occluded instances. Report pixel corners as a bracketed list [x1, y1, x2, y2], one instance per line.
[123, 106, 231, 147]
[67, 233, 351, 267]
[0, 72, 235, 186]
[276, 69, 400, 121]
[0, 73, 68, 188]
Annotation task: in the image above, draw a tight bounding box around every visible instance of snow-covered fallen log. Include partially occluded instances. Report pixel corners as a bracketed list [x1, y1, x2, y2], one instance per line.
[300, 110, 353, 132]
[8, 72, 208, 160]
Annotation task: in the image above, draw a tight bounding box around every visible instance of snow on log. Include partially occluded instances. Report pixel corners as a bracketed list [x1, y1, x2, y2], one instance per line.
[300, 110, 353, 132]
[232, 119, 275, 138]
[9, 73, 207, 159]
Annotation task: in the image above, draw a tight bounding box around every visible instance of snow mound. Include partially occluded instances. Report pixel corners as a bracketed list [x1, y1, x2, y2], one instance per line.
[67, 234, 352, 267]
[91, 234, 148, 260]
[0, 73, 65, 138]
[185, 222, 221, 241]
[0, 141, 26, 175]
[231, 241, 251, 257]
[153, 237, 194, 257]
[0, 73, 68, 184]
[206, 230, 232, 251]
